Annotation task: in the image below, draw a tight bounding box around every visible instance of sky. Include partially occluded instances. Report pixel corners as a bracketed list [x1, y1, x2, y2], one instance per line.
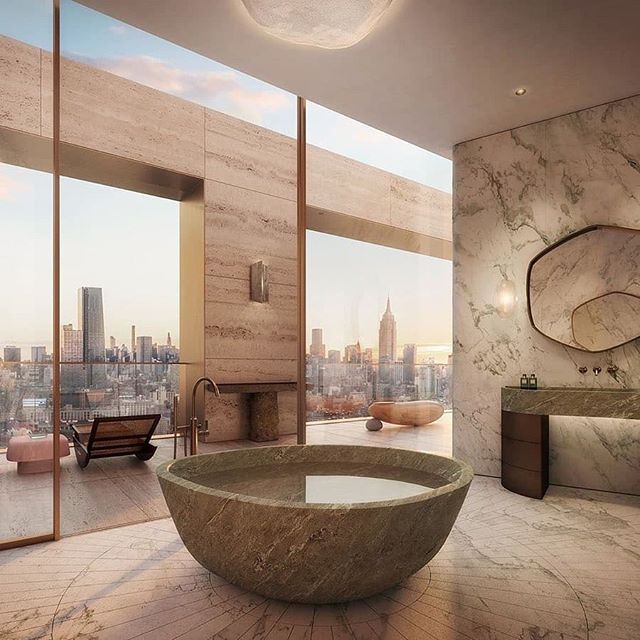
[0, 163, 178, 353]
[0, 1, 452, 359]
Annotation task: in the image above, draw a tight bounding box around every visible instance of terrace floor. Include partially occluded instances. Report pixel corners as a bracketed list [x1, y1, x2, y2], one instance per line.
[0, 414, 452, 540]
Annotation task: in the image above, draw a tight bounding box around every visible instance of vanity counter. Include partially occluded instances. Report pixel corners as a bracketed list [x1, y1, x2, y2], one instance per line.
[501, 385, 639, 499]
[502, 386, 640, 420]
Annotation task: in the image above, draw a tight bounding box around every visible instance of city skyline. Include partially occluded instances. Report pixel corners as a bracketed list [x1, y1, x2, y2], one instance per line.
[306, 231, 452, 361]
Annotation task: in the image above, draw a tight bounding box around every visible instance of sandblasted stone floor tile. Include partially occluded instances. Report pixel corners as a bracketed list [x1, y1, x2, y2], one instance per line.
[1, 474, 638, 639]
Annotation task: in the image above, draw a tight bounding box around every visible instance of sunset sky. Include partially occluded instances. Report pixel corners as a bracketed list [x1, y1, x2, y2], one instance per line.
[0, 1, 452, 358]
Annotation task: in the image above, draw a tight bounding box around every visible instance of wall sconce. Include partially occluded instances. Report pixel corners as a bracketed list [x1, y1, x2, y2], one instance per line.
[496, 278, 516, 318]
[250, 261, 269, 303]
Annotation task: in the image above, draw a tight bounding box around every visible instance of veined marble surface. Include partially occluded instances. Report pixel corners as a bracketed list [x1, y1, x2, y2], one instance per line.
[502, 386, 640, 419]
[158, 445, 472, 604]
[453, 93, 640, 491]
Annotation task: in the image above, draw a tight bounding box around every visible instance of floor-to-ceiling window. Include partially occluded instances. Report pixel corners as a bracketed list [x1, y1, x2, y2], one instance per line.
[0, 1, 55, 545]
[305, 102, 453, 451]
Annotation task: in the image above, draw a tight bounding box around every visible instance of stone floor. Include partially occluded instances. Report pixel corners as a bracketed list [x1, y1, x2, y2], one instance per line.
[0, 415, 452, 539]
[1, 474, 638, 639]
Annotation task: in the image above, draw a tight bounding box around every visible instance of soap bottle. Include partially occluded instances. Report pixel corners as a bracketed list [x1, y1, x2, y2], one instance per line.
[520, 374, 529, 389]
[529, 373, 537, 390]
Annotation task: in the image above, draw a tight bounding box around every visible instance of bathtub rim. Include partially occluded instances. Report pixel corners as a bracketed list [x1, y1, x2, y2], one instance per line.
[156, 444, 473, 511]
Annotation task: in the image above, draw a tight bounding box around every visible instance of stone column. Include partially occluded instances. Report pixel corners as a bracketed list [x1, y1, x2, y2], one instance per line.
[248, 392, 279, 442]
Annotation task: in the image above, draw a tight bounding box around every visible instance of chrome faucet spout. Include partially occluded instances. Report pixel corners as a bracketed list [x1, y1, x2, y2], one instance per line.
[189, 376, 220, 455]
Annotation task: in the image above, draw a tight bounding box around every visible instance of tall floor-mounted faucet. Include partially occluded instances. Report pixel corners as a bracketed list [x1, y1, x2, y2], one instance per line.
[189, 376, 220, 455]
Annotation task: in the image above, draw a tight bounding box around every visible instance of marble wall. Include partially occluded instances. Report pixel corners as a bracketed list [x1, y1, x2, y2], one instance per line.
[453, 94, 640, 494]
[0, 34, 452, 441]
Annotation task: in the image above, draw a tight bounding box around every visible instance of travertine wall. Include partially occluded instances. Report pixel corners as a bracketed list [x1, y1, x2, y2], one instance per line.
[0, 34, 451, 441]
[453, 94, 640, 494]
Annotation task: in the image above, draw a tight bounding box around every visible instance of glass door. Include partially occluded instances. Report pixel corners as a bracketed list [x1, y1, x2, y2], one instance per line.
[304, 101, 454, 452]
[0, 0, 56, 547]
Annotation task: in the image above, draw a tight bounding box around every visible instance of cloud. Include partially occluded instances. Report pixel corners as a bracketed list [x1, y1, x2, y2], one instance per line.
[107, 25, 130, 36]
[0, 171, 28, 202]
[72, 54, 291, 125]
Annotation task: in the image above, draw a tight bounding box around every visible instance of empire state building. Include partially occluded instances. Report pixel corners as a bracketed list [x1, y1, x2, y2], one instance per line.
[378, 296, 397, 363]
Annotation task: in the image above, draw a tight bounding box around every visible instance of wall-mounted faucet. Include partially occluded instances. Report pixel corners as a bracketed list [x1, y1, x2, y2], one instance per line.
[607, 365, 619, 376]
[578, 366, 588, 374]
[593, 366, 602, 376]
[189, 376, 220, 456]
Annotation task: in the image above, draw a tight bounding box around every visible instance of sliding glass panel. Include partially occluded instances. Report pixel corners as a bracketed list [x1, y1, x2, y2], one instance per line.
[59, 0, 297, 535]
[0, 0, 55, 543]
[305, 103, 453, 453]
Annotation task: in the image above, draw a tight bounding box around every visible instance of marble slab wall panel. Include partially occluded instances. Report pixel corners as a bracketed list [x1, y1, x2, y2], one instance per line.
[41, 55, 205, 177]
[205, 357, 296, 385]
[549, 416, 640, 495]
[204, 179, 297, 286]
[453, 94, 640, 491]
[0, 36, 42, 136]
[204, 109, 296, 200]
[205, 276, 296, 361]
[390, 176, 452, 240]
[307, 144, 392, 225]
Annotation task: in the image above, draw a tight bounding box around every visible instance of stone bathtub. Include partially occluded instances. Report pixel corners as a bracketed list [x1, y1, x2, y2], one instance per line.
[157, 445, 472, 604]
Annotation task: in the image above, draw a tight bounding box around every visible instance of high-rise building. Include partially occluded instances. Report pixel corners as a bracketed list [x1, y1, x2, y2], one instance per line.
[3, 345, 21, 362]
[310, 328, 326, 358]
[131, 325, 136, 360]
[78, 287, 105, 363]
[31, 346, 47, 362]
[403, 344, 417, 384]
[167, 332, 172, 346]
[136, 336, 153, 363]
[344, 341, 362, 364]
[62, 324, 83, 362]
[378, 296, 397, 363]
[109, 335, 117, 349]
[327, 349, 341, 363]
[61, 323, 84, 389]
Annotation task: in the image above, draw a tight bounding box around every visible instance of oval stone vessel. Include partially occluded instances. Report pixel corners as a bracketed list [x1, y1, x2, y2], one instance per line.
[157, 445, 472, 604]
[369, 400, 445, 426]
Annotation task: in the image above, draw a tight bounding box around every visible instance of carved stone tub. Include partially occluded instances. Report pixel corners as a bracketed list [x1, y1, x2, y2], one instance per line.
[157, 445, 472, 604]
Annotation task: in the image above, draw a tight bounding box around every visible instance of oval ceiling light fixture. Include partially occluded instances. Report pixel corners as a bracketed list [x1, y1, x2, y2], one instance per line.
[514, 87, 527, 96]
[239, 0, 395, 49]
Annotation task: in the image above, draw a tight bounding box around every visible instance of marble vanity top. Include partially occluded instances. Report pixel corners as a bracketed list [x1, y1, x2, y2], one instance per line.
[502, 386, 640, 419]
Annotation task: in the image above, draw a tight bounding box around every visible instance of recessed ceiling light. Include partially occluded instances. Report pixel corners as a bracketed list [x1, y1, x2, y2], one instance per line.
[514, 88, 527, 96]
[239, 0, 395, 49]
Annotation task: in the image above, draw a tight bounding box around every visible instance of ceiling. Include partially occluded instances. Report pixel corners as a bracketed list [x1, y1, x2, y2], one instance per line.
[78, 0, 640, 159]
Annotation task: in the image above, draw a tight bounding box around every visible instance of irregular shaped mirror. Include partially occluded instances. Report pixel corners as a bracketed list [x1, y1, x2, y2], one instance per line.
[572, 292, 640, 351]
[527, 225, 640, 352]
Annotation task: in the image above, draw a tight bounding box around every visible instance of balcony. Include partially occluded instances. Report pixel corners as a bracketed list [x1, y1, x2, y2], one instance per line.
[1, 361, 451, 539]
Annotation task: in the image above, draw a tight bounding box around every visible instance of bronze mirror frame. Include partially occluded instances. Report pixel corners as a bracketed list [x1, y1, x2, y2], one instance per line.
[526, 224, 640, 353]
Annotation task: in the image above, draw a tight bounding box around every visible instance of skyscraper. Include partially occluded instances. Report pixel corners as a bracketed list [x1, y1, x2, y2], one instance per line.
[310, 328, 326, 358]
[78, 287, 106, 362]
[61, 323, 84, 389]
[78, 287, 105, 386]
[3, 345, 21, 363]
[403, 343, 417, 384]
[31, 346, 47, 362]
[136, 336, 153, 363]
[378, 296, 397, 363]
[131, 325, 136, 360]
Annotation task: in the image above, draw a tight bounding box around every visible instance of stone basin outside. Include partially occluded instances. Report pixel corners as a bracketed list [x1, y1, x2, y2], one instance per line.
[157, 445, 472, 604]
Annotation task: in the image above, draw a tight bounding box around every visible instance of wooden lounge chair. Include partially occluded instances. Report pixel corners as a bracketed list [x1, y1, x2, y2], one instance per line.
[71, 414, 161, 469]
